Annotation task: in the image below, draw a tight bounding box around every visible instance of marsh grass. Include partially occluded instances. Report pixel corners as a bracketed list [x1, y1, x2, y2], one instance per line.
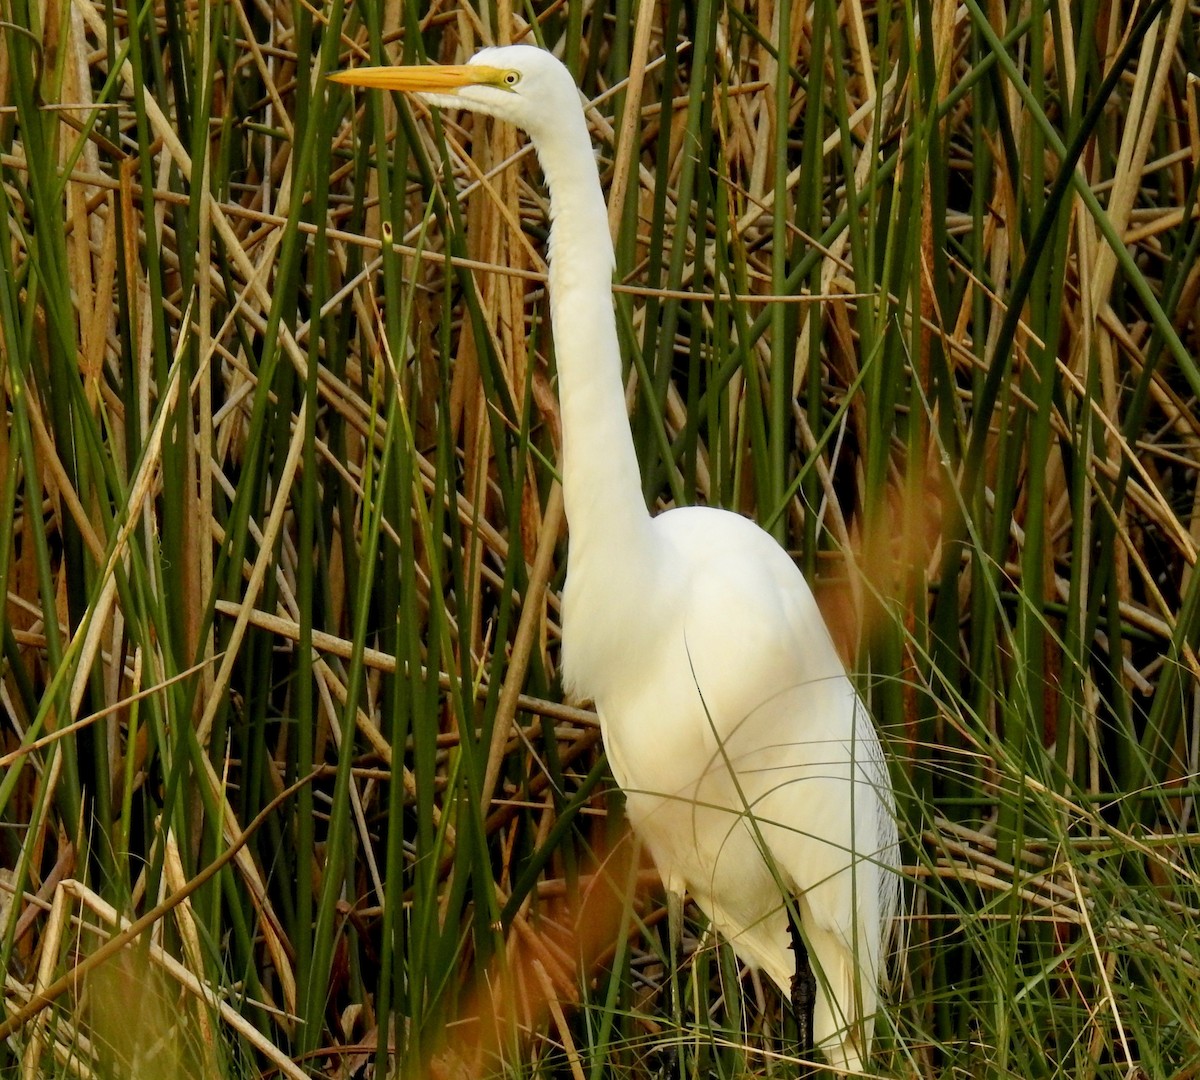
[1, 0, 1198, 1076]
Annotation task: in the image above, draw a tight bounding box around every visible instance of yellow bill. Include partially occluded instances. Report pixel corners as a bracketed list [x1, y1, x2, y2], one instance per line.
[327, 64, 507, 92]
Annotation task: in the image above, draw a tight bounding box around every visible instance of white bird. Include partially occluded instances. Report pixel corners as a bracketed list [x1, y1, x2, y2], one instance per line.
[331, 44, 899, 1073]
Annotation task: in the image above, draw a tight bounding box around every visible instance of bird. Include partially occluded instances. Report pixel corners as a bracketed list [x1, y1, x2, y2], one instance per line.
[330, 44, 899, 1074]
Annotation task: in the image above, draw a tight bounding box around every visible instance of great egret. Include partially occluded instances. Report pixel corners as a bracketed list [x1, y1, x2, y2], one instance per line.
[331, 45, 899, 1073]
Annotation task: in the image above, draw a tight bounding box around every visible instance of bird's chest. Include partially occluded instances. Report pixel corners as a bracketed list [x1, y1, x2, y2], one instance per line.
[558, 561, 659, 702]
[561, 568, 766, 786]
[589, 627, 738, 802]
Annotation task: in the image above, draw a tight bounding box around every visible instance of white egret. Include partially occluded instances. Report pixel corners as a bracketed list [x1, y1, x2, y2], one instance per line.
[331, 45, 899, 1073]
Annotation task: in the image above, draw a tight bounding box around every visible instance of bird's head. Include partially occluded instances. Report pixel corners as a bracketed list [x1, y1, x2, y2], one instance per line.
[328, 44, 580, 141]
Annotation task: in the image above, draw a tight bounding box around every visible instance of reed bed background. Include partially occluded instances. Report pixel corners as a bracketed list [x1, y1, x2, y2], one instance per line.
[2, 0, 1199, 1076]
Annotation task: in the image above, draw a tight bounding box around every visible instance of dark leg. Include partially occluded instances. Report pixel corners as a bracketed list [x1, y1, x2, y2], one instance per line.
[662, 891, 683, 1079]
[788, 909, 817, 1077]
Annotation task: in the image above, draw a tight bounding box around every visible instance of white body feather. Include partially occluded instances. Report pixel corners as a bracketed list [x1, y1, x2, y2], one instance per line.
[563, 506, 897, 1070]
[410, 45, 900, 1071]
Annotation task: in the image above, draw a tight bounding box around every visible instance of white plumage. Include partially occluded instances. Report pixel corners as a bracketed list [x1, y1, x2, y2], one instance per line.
[332, 44, 900, 1072]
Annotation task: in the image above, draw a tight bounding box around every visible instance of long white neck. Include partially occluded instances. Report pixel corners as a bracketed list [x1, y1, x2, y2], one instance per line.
[529, 112, 651, 571]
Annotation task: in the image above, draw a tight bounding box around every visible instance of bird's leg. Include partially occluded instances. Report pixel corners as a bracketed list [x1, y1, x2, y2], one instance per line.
[665, 889, 685, 1078]
[788, 907, 817, 1078]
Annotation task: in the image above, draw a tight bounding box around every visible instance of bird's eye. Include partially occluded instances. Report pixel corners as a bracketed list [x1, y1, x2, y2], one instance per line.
[503, 70, 520, 86]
